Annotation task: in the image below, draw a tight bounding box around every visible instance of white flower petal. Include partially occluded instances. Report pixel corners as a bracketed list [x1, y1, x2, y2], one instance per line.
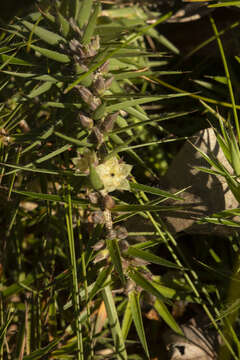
[95, 157, 132, 193]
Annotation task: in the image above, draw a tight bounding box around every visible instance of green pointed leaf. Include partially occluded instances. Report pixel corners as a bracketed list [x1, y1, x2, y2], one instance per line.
[30, 44, 70, 63]
[129, 270, 172, 305]
[102, 286, 127, 360]
[154, 299, 183, 335]
[27, 81, 52, 98]
[0, 307, 15, 350]
[130, 182, 182, 201]
[89, 266, 112, 300]
[126, 247, 184, 270]
[230, 134, 240, 176]
[0, 54, 33, 66]
[106, 94, 188, 112]
[1, 70, 60, 82]
[82, 2, 101, 45]
[23, 338, 61, 360]
[12, 190, 89, 208]
[121, 299, 133, 340]
[22, 20, 66, 45]
[89, 164, 104, 191]
[107, 239, 125, 285]
[129, 291, 149, 359]
[78, 0, 94, 28]
[56, 11, 70, 37]
[112, 204, 184, 212]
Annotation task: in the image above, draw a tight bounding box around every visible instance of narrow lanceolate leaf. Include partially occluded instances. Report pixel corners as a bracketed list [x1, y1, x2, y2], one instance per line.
[22, 20, 66, 45]
[126, 247, 184, 270]
[82, 2, 101, 45]
[112, 204, 184, 212]
[129, 270, 172, 305]
[154, 299, 183, 336]
[106, 94, 187, 112]
[22, 338, 61, 360]
[56, 11, 70, 37]
[89, 266, 112, 300]
[102, 286, 127, 360]
[89, 164, 104, 191]
[27, 81, 52, 98]
[0, 307, 15, 349]
[0, 54, 33, 66]
[230, 134, 240, 176]
[129, 291, 150, 359]
[30, 45, 70, 63]
[122, 299, 133, 340]
[106, 239, 125, 285]
[78, 0, 94, 28]
[130, 182, 182, 201]
[12, 190, 89, 208]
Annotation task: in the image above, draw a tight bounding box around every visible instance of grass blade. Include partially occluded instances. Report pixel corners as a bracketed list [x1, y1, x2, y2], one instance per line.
[106, 239, 125, 285]
[102, 285, 128, 360]
[129, 291, 149, 359]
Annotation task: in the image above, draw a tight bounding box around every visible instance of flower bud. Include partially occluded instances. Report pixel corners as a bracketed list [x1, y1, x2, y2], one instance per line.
[78, 113, 94, 129]
[92, 239, 105, 251]
[91, 126, 104, 148]
[90, 96, 102, 111]
[92, 211, 105, 224]
[101, 112, 119, 132]
[104, 76, 114, 90]
[103, 194, 115, 210]
[69, 17, 82, 37]
[76, 85, 93, 105]
[93, 76, 106, 95]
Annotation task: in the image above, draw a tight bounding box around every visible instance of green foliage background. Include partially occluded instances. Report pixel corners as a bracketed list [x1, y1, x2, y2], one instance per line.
[1, 1, 240, 359]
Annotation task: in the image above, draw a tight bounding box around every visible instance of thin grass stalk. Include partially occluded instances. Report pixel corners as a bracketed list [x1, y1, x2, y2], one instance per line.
[36, 292, 41, 349]
[8, 146, 21, 200]
[65, 185, 84, 360]
[77, 218, 94, 360]
[218, 254, 240, 360]
[153, 77, 240, 110]
[133, 180, 238, 359]
[209, 15, 240, 142]
[183, 20, 240, 61]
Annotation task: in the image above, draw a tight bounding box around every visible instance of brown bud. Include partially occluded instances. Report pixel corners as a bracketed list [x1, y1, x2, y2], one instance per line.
[115, 226, 128, 240]
[93, 76, 105, 95]
[69, 18, 82, 37]
[85, 44, 97, 58]
[69, 39, 81, 53]
[104, 76, 114, 90]
[92, 211, 105, 224]
[92, 239, 105, 251]
[88, 192, 99, 204]
[103, 194, 115, 209]
[101, 112, 119, 132]
[118, 239, 129, 251]
[91, 126, 104, 147]
[90, 96, 102, 111]
[108, 229, 117, 240]
[78, 113, 94, 129]
[76, 85, 94, 105]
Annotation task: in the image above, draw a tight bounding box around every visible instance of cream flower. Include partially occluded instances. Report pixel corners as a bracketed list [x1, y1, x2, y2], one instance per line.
[95, 157, 132, 193]
[72, 149, 97, 172]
